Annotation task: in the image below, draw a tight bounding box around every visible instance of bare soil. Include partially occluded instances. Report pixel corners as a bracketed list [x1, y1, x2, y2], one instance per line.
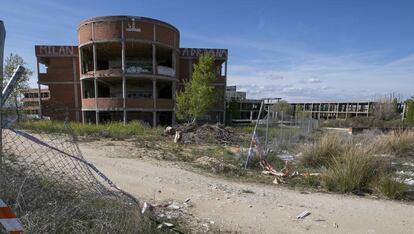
[79, 140, 414, 234]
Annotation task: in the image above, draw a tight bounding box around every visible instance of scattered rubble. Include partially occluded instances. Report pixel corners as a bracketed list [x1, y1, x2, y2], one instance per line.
[157, 222, 174, 229]
[164, 123, 240, 144]
[296, 210, 311, 219]
[194, 156, 238, 173]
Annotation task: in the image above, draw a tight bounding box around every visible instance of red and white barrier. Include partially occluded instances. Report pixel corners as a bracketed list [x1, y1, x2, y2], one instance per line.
[0, 199, 23, 234]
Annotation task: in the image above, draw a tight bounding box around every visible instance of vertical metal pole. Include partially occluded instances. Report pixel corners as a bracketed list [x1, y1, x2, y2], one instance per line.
[245, 100, 264, 169]
[0, 20, 5, 167]
[265, 104, 270, 151]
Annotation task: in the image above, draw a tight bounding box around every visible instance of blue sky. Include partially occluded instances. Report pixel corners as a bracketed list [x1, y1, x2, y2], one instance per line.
[1, 0, 413, 101]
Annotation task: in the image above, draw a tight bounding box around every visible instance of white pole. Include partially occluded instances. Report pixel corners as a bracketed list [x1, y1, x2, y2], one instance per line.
[265, 104, 270, 151]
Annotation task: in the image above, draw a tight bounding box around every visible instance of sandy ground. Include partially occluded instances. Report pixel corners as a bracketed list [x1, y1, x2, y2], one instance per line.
[79, 141, 414, 234]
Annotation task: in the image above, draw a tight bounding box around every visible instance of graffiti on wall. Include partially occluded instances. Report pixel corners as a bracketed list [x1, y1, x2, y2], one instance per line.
[180, 48, 228, 59]
[36, 46, 76, 57]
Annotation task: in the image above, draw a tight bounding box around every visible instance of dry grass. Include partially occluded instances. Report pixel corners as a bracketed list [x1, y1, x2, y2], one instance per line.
[322, 146, 386, 193]
[0, 164, 164, 234]
[371, 131, 414, 157]
[374, 176, 407, 200]
[299, 133, 350, 168]
[17, 120, 163, 140]
[298, 131, 411, 198]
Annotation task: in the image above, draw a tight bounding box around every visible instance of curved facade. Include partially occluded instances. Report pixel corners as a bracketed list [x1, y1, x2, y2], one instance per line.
[78, 16, 179, 126]
[35, 15, 228, 126]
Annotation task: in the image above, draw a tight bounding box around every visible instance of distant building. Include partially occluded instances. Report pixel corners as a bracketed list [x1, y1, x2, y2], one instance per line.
[291, 101, 374, 119]
[225, 86, 281, 123]
[225, 85, 246, 101]
[21, 88, 50, 115]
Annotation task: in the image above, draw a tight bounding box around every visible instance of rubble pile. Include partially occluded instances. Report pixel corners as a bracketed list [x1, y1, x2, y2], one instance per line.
[163, 123, 240, 144]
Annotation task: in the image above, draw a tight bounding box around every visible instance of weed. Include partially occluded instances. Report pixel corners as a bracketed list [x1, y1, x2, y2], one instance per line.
[322, 147, 384, 193]
[300, 133, 349, 168]
[17, 120, 163, 140]
[375, 175, 407, 200]
[241, 189, 255, 194]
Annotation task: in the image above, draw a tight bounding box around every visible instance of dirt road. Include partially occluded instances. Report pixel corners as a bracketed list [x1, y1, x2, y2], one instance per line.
[79, 141, 414, 234]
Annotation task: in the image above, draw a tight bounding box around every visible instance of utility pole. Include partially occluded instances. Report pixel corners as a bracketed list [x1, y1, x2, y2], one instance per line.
[0, 20, 6, 167]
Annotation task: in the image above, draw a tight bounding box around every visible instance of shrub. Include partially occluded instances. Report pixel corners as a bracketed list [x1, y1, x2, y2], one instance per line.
[300, 134, 349, 168]
[375, 175, 407, 200]
[322, 147, 384, 193]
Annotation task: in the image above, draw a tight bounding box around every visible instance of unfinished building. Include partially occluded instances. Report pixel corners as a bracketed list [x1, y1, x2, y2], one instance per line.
[35, 16, 227, 126]
[291, 102, 373, 119]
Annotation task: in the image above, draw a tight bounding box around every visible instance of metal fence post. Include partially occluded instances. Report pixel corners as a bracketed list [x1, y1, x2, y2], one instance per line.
[265, 104, 270, 151]
[0, 20, 6, 167]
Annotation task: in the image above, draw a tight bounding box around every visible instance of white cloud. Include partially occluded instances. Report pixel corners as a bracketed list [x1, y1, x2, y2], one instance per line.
[302, 78, 322, 83]
[183, 32, 414, 102]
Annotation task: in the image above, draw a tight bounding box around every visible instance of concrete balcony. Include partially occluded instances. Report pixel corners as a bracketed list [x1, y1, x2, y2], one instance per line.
[156, 99, 174, 109]
[82, 98, 123, 110]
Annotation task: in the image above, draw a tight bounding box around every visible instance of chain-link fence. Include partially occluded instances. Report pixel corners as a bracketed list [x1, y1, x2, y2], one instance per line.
[0, 106, 156, 233]
[245, 101, 319, 169]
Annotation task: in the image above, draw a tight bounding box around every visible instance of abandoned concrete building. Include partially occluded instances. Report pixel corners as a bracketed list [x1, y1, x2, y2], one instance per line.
[225, 86, 375, 123]
[35, 15, 227, 126]
[21, 88, 50, 116]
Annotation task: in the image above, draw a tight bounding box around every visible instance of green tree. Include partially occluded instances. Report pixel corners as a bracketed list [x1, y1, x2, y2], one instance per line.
[405, 97, 414, 124]
[176, 53, 216, 123]
[3, 53, 33, 121]
[295, 105, 311, 119]
[272, 100, 293, 116]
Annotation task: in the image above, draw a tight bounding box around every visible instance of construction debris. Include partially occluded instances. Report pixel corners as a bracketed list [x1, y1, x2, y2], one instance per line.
[164, 126, 175, 135]
[157, 222, 174, 229]
[174, 131, 182, 143]
[165, 123, 240, 144]
[296, 210, 311, 219]
[273, 177, 285, 185]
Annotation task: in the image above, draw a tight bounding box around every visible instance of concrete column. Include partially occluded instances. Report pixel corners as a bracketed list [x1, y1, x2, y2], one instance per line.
[121, 22, 126, 124]
[356, 102, 359, 117]
[78, 44, 85, 124]
[94, 77, 98, 125]
[37, 83, 43, 119]
[72, 57, 79, 122]
[152, 44, 156, 75]
[172, 81, 176, 125]
[336, 103, 339, 119]
[318, 103, 321, 119]
[92, 40, 98, 125]
[36, 61, 43, 119]
[345, 103, 349, 119]
[153, 79, 157, 127]
[153, 79, 157, 108]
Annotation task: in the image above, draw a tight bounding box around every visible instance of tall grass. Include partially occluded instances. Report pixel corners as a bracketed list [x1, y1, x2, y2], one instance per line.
[300, 133, 349, 168]
[371, 131, 414, 157]
[299, 131, 410, 198]
[17, 120, 163, 140]
[322, 147, 385, 193]
[375, 176, 407, 200]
